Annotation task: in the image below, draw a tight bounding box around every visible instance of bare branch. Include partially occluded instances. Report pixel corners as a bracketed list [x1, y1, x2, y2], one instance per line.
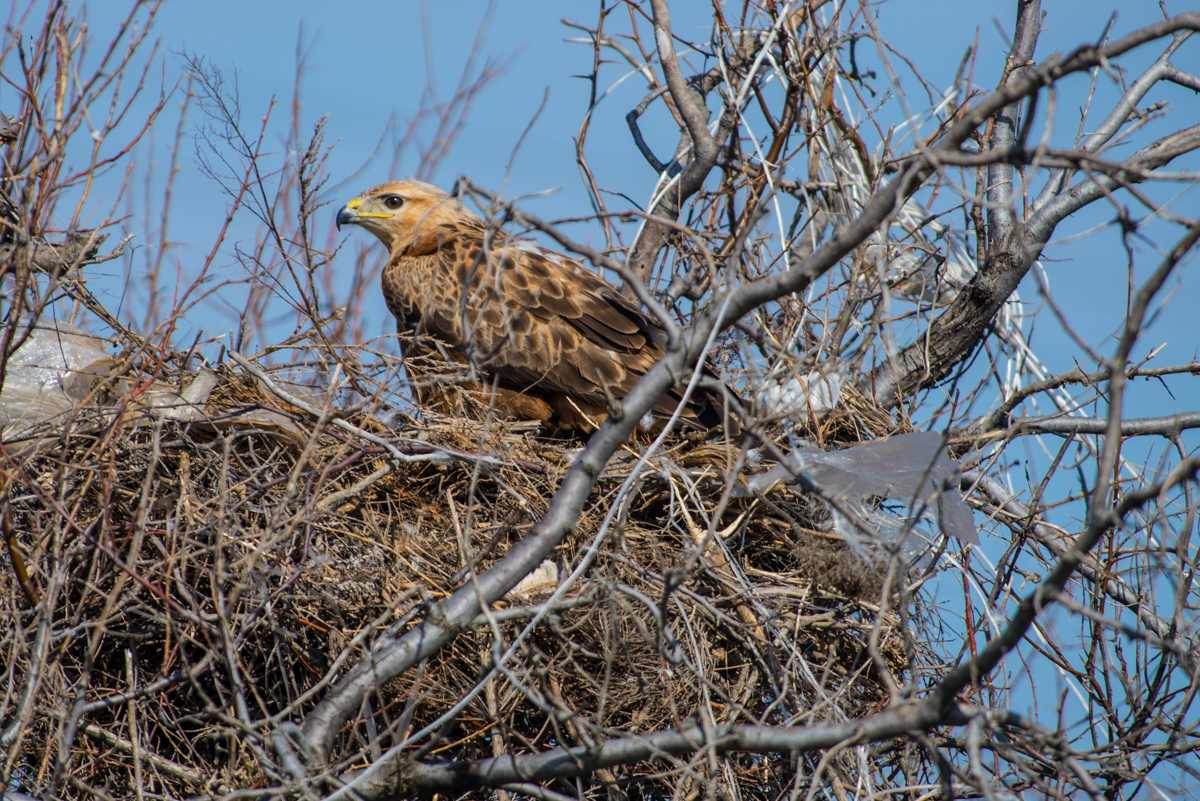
[985, 0, 1042, 248]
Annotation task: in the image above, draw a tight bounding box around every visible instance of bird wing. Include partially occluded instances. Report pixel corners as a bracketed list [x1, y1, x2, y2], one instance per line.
[384, 218, 729, 425]
[466, 228, 668, 406]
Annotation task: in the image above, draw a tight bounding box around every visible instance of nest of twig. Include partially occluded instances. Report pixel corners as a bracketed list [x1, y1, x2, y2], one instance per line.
[1, 338, 920, 800]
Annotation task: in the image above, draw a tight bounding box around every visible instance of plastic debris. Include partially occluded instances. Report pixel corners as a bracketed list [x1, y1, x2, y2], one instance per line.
[0, 317, 307, 454]
[759, 364, 846, 420]
[742, 431, 979, 546]
[0, 317, 117, 442]
[506, 559, 559, 602]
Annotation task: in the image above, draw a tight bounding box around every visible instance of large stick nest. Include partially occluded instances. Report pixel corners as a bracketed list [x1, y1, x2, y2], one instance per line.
[1, 332, 923, 800]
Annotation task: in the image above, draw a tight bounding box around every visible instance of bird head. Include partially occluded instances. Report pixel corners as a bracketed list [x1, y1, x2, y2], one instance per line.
[336, 180, 478, 254]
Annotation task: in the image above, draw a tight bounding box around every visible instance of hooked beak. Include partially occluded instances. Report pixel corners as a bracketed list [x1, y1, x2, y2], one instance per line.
[336, 196, 392, 231]
[336, 198, 360, 231]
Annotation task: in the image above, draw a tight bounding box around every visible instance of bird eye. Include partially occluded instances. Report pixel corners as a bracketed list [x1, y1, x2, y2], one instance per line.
[383, 195, 404, 210]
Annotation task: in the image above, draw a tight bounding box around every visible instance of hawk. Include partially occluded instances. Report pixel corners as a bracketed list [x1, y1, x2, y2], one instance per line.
[336, 180, 737, 433]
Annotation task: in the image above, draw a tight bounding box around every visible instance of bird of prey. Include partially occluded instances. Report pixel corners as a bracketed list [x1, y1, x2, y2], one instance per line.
[336, 180, 736, 433]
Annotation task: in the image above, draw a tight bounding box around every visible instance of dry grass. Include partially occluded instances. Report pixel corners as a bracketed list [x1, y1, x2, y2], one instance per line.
[0, 336, 920, 799]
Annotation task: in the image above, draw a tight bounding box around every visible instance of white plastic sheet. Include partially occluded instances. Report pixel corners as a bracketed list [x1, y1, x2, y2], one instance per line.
[758, 365, 846, 420]
[0, 317, 226, 450]
[743, 431, 979, 546]
[0, 317, 116, 440]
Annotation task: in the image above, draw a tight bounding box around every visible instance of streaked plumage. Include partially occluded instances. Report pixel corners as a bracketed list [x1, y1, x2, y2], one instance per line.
[336, 180, 736, 433]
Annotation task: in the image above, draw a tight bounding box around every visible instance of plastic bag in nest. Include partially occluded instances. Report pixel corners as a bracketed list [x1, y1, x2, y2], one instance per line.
[742, 431, 979, 550]
[0, 317, 218, 454]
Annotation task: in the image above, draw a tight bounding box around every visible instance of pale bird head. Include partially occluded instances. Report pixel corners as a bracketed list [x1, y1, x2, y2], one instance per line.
[336, 180, 479, 253]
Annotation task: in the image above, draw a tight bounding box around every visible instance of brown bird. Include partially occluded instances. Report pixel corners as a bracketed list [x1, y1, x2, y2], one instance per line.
[336, 180, 736, 433]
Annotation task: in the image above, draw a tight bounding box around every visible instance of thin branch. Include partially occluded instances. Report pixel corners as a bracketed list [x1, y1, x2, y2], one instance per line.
[299, 18, 1200, 771]
[985, 0, 1042, 248]
[648, 0, 714, 157]
[1011, 410, 1200, 438]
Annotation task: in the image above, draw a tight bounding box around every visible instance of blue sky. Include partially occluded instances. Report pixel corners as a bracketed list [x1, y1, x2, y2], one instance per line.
[11, 0, 1198, 751]
[11, 0, 1199, 410]
[123, 0, 1199, 730]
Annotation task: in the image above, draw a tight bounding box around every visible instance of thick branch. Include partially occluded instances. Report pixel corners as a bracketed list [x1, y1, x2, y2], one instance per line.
[624, 76, 734, 290]
[985, 0, 1042, 248]
[648, 0, 713, 158]
[400, 700, 1107, 797]
[862, 121, 1200, 409]
[862, 18, 1200, 408]
[299, 13, 1200, 784]
[372, 442, 1200, 797]
[402, 708, 941, 796]
[1027, 123, 1200, 240]
[624, 1, 737, 289]
[1005, 410, 1200, 438]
